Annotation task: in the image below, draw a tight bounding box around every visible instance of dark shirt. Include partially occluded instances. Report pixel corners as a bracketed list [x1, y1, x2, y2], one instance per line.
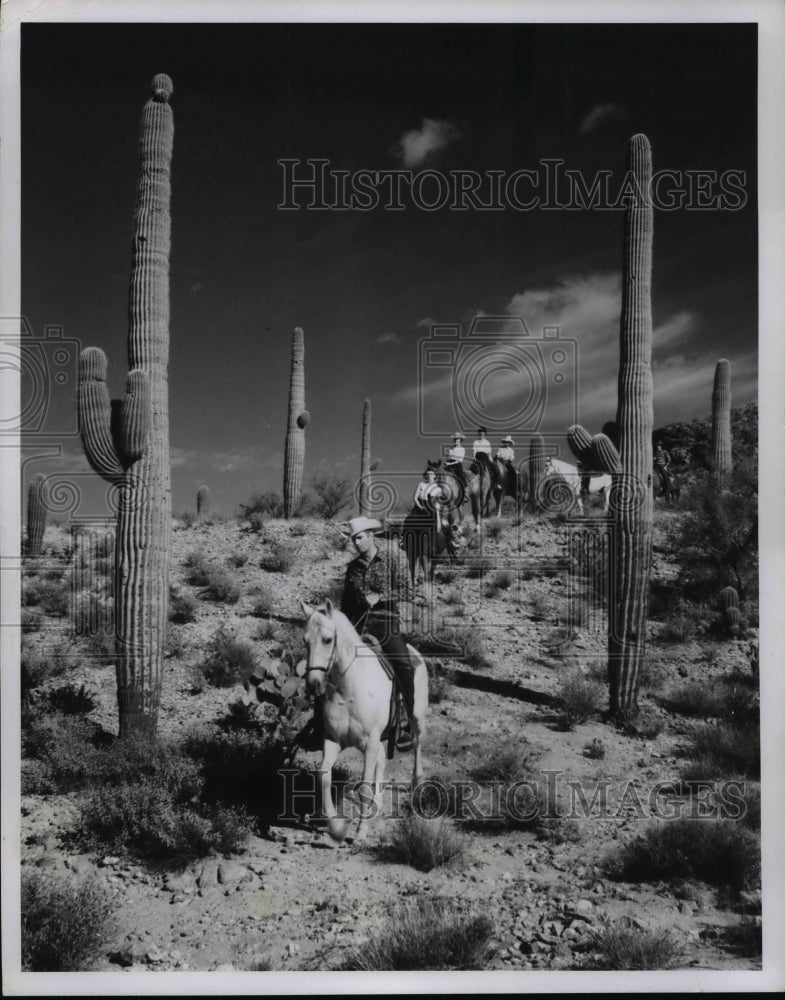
[654, 449, 670, 469]
[341, 540, 413, 635]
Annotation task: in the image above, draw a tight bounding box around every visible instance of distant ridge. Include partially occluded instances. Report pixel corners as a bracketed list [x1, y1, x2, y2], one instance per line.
[655, 402, 757, 466]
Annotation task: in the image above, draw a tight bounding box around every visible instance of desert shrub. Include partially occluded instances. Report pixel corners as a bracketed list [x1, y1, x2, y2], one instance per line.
[339, 897, 493, 971]
[484, 521, 503, 541]
[21, 610, 42, 633]
[450, 627, 493, 670]
[22, 575, 71, 617]
[21, 646, 63, 693]
[200, 565, 241, 603]
[470, 741, 539, 784]
[47, 683, 96, 715]
[656, 609, 695, 644]
[183, 551, 212, 586]
[309, 472, 353, 520]
[177, 509, 198, 528]
[201, 626, 257, 687]
[239, 492, 285, 520]
[21, 870, 113, 971]
[557, 671, 605, 730]
[639, 653, 669, 692]
[617, 710, 666, 740]
[426, 661, 451, 704]
[80, 741, 251, 861]
[169, 590, 198, 624]
[681, 722, 760, 780]
[583, 922, 680, 971]
[253, 620, 277, 641]
[609, 817, 760, 892]
[664, 681, 729, 718]
[249, 583, 275, 617]
[676, 459, 757, 604]
[384, 811, 466, 872]
[647, 580, 684, 621]
[436, 567, 458, 585]
[226, 550, 249, 568]
[289, 521, 308, 537]
[584, 737, 606, 759]
[183, 725, 291, 812]
[441, 586, 464, 607]
[185, 664, 207, 694]
[261, 540, 297, 574]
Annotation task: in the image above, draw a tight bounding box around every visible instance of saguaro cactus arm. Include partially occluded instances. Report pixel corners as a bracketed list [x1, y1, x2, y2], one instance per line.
[26, 474, 48, 556]
[118, 369, 151, 466]
[567, 425, 594, 464]
[78, 347, 125, 482]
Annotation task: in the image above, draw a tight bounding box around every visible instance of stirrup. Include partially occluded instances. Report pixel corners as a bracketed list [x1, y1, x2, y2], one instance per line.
[395, 723, 414, 753]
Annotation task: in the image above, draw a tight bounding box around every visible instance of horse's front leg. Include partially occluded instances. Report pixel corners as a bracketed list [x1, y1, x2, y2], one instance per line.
[320, 740, 349, 842]
[354, 733, 384, 843]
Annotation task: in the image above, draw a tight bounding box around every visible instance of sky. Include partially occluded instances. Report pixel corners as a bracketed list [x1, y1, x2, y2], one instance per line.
[18, 20, 758, 517]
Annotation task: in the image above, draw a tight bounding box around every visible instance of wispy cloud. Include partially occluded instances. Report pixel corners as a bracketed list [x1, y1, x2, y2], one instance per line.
[393, 118, 462, 168]
[375, 332, 400, 345]
[578, 102, 627, 135]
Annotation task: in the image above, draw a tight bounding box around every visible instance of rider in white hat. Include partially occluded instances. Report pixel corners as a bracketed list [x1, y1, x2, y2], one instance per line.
[340, 516, 417, 751]
[495, 436, 517, 498]
[445, 433, 467, 491]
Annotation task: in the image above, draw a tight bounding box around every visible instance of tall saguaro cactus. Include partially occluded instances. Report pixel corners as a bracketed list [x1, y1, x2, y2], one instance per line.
[608, 133, 655, 719]
[711, 359, 732, 481]
[77, 74, 174, 738]
[359, 398, 371, 515]
[283, 327, 307, 518]
[26, 474, 48, 556]
[197, 485, 210, 519]
[528, 433, 546, 510]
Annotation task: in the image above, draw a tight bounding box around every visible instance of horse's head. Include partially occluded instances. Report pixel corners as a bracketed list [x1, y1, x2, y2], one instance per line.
[300, 599, 339, 696]
[444, 518, 469, 557]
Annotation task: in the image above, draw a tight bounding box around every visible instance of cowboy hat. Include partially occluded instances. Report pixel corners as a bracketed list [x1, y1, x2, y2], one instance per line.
[476, 427, 487, 435]
[452, 432, 464, 440]
[341, 516, 382, 538]
[501, 436, 515, 445]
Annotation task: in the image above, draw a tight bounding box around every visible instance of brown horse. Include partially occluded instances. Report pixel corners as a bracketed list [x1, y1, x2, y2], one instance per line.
[490, 458, 529, 518]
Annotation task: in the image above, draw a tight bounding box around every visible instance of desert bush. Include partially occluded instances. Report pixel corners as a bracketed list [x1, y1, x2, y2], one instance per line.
[617, 710, 666, 740]
[177, 509, 198, 528]
[239, 492, 285, 520]
[721, 917, 762, 958]
[261, 540, 297, 574]
[169, 590, 198, 624]
[22, 575, 71, 617]
[186, 664, 208, 694]
[648, 580, 684, 621]
[289, 521, 308, 537]
[253, 620, 277, 641]
[21, 646, 63, 693]
[484, 521, 503, 541]
[465, 556, 494, 580]
[197, 565, 241, 604]
[450, 627, 493, 670]
[201, 626, 257, 687]
[681, 722, 760, 780]
[656, 609, 695, 644]
[639, 653, 669, 693]
[664, 681, 729, 718]
[436, 567, 459, 585]
[183, 551, 212, 586]
[339, 897, 493, 971]
[249, 583, 275, 617]
[676, 459, 758, 604]
[80, 741, 251, 862]
[21, 610, 42, 634]
[470, 741, 539, 784]
[609, 816, 760, 892]
[441, 586, 464, 607]
[583, 922, 680, 970]
[47, 683, 96, 716]
[557, 671, 605, 730]
[309, 472, 353, 520]
[427, 661, 451, 704]
[584, 737, 606, 759]
[384, 811, 466, 872]
[21, 870, 113, 971]
[226, 550, 249, 568]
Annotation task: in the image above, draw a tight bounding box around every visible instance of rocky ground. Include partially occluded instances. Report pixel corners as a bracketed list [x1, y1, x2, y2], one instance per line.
[17, 499, 762, 976]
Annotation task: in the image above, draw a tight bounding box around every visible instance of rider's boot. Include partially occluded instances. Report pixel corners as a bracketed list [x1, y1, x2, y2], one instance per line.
[395, 661, 417, 752]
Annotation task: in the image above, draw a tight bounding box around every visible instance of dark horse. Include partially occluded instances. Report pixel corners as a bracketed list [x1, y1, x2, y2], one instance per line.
[490, 458, 529, 518]
[402, 467, 468, 604]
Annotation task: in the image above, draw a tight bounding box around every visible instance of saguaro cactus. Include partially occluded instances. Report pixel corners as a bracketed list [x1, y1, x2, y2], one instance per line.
[528, 433, 546, 511]
[26, 474, 48, 556]
[711, 359, 732, 481]
[283, 327, 307, 518]
[197, 485, 210, 518]
[608, 133, 655, 719]
[77, 74, 174, 738]
[567, 425, 593, 465]
[359, 398, 371, 516]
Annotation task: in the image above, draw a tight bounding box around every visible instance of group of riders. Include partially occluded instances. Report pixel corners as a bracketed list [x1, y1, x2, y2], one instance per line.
[306, 432, 679, 755]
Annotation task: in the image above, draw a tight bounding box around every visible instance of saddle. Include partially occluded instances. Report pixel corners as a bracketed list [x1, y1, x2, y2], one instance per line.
[361, 634, 406, 759]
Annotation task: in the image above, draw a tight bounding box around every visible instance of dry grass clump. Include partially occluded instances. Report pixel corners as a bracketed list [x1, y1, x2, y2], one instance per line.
[339, 897, 493, 970]
[22, 871, 114, 971]
[201, 626, 257, 687]
[383, 811, 466, 872]
[557, 670, 605, 730]
[582, 922, 680, 970]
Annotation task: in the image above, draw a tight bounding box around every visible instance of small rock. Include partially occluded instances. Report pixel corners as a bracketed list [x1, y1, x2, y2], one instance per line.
[100, 855, 120, 867]
[146, 946, 166, 963]
[679, 901, 695, 916]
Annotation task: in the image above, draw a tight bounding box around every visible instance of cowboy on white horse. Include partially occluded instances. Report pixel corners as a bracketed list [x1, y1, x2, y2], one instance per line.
[339, 516, 418, 752]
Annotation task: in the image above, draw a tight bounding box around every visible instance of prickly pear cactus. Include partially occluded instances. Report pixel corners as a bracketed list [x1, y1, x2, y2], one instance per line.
[283, 327, 306, 518]
[359, 398, 371, 515]
[77, 75, 173, 738]
[711, 359, 732, 481]
[607, 133, 655, 720]
[26, 474, 48, 557]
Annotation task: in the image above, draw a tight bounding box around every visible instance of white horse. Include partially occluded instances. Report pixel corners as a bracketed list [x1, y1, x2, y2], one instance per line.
[545, 457, 613, 515]
[300, 599, 428, 844]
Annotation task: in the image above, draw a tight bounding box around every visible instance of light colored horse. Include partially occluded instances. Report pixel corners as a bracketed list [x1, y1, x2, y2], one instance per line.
[545, 457, 613, 515]
[300, 599, 428, 843]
